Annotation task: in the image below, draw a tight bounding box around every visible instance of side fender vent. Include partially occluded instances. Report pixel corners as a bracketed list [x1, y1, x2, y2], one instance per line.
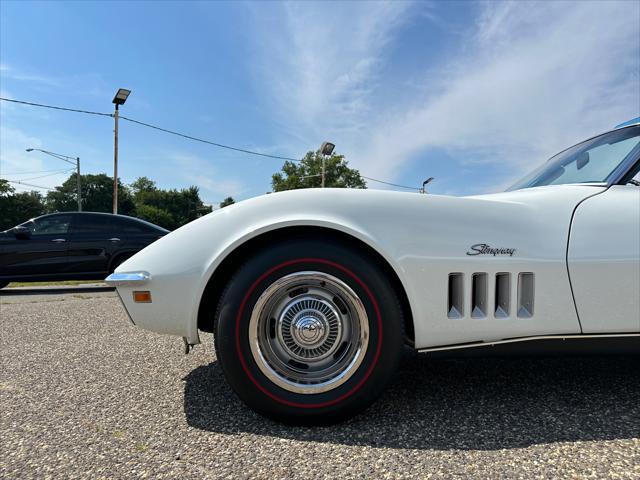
[448, 273, 464, 319]
[517, 273, 535, 318]
[495, 273, 511, 318]
[471, 273, 488, 318]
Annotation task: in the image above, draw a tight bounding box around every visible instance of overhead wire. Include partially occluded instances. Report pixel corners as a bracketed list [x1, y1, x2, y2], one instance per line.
[4, 179, 55, 191]
[5, 169, 75, 182]
[0, 97, 112, 117]
[1, 96, 422, 191]
[119, 116, 302, 162]
[1, 167, 77, 175]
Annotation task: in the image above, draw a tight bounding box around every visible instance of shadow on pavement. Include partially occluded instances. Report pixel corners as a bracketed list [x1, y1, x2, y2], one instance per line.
[183, 353, 640, 450]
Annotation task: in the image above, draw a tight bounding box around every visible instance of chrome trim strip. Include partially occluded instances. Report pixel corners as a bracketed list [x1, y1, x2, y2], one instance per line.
[104, 271, 150, 286]
[417, 333, 640, 353]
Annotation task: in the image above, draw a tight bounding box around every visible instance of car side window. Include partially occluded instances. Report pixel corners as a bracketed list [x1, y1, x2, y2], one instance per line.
[119, 217, 157, 234]
[26, 216, 72, 236]
[73, 215, 116, 234]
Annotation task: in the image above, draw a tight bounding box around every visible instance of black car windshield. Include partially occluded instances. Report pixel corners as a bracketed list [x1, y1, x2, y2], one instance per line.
[508, 125, 639, 191]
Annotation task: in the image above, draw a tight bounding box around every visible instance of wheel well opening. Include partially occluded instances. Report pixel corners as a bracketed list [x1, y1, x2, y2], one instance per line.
[109, 251, 134, 273]
[197, 226, 415, 346]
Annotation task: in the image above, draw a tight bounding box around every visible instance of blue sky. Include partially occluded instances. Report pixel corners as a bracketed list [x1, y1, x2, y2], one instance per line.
[1, 1, 639, 204]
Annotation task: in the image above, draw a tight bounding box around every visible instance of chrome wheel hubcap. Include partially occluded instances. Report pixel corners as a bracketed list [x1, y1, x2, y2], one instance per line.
[280, 297, 341, 361]
[249, 271, 369, 394]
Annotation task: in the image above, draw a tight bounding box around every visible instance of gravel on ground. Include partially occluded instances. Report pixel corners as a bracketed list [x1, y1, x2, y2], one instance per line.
[1, 291, 638, 479]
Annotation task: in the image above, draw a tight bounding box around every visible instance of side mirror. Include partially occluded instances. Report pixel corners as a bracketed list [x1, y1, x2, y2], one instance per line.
[13, 226, 32, 240]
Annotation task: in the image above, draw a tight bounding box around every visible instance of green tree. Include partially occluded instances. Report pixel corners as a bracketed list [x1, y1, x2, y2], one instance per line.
[129, 177, 212, 230]
[0, 179, 13, 196]
[219, 196, 235, 208]
[271, 151, 367, 192]
[130, 176, 157, 195]
[46, 173, 135, 215]
[0, 181, 47, 230]
[134, 204, 174, 228]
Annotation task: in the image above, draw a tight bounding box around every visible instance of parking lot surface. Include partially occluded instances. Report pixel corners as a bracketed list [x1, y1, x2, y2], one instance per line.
[1, 290, 638, 479]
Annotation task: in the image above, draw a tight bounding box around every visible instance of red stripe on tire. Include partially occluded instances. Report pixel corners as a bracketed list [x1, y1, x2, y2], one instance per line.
[234, 258, 383, 409]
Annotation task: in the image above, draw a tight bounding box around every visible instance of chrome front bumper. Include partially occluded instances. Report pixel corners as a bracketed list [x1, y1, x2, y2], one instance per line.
[104, 271, 151, 286]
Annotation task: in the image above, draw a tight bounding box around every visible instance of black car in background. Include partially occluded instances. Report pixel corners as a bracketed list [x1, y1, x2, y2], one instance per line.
[0, 212, 168, 288]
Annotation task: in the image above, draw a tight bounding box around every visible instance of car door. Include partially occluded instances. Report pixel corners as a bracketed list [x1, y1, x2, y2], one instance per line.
[67, 213, 126, 274]
[0, 214, 72, 278]
[118, 216, 166, 253]
[568, 184, 640, 332]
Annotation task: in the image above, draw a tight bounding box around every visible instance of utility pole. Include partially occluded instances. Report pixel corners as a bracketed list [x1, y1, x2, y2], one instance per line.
[76, 157, 81, 211]
[112, 88, 131, 215]
[319, 141, 336, 188]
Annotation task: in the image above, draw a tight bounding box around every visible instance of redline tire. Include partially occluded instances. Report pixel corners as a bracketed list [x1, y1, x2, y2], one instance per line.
[214, 239, 404, 424]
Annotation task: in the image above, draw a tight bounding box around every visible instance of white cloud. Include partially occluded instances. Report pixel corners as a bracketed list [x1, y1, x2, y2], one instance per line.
[0, 63, 110, 98]
[358, 0, 640, 180]
[0, 63, 62, 88]
[0, 125, 61, 192]
[165, 151, 246, 202]
[248, 1, 415, 140]
[249, 0, 640, 192]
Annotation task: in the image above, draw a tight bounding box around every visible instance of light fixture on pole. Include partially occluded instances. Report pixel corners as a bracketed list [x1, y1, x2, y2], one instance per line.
[111, 88, 131, 215]
[319, 141, 335, 188]
[26, 148, 82, 211]
[421, 177, 434, 194]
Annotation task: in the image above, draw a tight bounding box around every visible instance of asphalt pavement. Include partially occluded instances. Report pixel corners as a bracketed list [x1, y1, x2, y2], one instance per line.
[1, 289, 638, 479]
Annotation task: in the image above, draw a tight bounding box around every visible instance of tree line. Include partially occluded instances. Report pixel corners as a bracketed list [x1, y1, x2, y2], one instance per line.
[0, 174, 216, 231]
[1, 150, 365, 231]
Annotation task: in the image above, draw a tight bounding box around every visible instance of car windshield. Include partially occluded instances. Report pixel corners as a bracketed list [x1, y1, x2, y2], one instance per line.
[508, 125, 639, 191]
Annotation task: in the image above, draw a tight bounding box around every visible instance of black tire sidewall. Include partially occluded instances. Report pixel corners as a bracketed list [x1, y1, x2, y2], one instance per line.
[215, 239, 404, 423]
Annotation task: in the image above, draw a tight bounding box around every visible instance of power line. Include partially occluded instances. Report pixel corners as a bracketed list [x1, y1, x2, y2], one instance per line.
[2, 169, 75, 182]
[4, 179, 55, 191]
[1, 96, 422, 191]
[0, 97, 112, 117]
[119, 115, 301, 162]
[0, 97, 299, 161]
[1, 167, 75, 175]
[361, 176, 420, 191]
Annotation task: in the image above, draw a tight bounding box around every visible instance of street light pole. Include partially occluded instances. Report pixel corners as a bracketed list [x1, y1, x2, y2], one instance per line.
[113, 104, 119, 214]
[111, 88, 131, 215]
[421, 177, 434, 194]
[25, 148, 82, 211]
[319, 141, 336, 189]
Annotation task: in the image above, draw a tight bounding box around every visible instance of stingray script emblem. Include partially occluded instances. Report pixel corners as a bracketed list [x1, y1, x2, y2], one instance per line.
[466, 244, 516, 257]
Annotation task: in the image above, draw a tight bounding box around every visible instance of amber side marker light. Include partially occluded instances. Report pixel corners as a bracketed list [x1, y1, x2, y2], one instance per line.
[133, 291, 152, 303]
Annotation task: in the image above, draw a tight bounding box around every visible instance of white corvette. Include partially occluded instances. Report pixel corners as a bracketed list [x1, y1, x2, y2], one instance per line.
[107, 120, 640, 423]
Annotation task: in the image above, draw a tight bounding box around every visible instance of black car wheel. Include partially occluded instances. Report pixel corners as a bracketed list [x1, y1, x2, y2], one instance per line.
[214, 239, 404, 424]
[109, 253, 132, 273]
